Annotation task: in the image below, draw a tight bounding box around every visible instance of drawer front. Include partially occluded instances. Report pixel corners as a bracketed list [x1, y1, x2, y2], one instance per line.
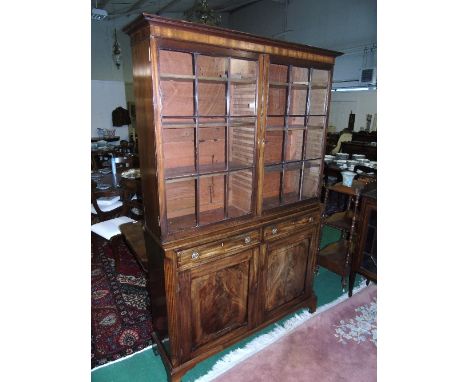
[177, 229, 260, 268]
[264, 211, 319, 240]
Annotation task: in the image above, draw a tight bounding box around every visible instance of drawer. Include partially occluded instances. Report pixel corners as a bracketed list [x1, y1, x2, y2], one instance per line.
[176, 229, 260, 268]
[263, 211, 319, 240]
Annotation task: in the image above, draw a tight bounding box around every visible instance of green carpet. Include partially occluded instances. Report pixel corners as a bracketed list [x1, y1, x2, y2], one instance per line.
[92, 225, 362, 382]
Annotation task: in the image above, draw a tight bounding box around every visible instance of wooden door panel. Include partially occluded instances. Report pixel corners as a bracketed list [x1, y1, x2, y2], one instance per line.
[265, 238, 309, 312]
[190, 254, 250, 349]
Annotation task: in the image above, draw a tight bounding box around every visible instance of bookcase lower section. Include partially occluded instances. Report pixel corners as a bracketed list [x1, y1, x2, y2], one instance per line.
[153, 294, 317, 382]
[145, 206, 321, 382]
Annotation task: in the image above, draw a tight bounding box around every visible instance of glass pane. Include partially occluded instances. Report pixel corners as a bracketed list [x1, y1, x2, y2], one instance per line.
[199, 174, 225, 225]
[269, 64, 288, 84]
[309, 88, 328, 115]
[162, 124, 195, 178]
[228, 170, 252, 218]
[305, 116, 326, 159]
[229, 117, 256, 169]
[197, 55, 228, 79]
[264, 129, 283, 165]
[230, 82, 256, 116]
[301, 160, 321, 200]
[198, 81, 227, 116]
[230, 58, 257, 80]
[290, 84, 308, 115]
[289, 115, 304, 127]
[263, 164, 282, 210]
[291, 66, 309, 83]
[166, 178, 196, 232]
[159, 50, 193, 76]
[285, 129, 304, 161]
[311, 69, 330, 88]
[199, 125, 226, 173]
[268, 85, 287, 115]
[283, 162, 301, 204]
[160, 79, 194, 116]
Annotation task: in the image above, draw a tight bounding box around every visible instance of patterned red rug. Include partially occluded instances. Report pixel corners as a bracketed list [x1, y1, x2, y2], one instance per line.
[91, 236, 153, 369]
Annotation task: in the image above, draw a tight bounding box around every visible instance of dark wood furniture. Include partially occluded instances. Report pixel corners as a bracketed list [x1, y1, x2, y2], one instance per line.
[318, 181, 365, 294]
[91, 170, 144, 272]
[349, 184, 377, 295]
[124, 14, 341, 382]
[352, 131, 377, 143]
[340, 141, 377, 161]
[91, 136, 120, 142]
[91, 181, 124, 223]
[120, 221, 148, 273]
[91, 151, 113, 170]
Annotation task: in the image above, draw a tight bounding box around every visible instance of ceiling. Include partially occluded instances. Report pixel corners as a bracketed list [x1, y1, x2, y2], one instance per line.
[91, 0, 266, 20]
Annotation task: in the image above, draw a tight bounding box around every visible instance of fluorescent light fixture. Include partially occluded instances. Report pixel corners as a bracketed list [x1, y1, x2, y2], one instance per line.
[332, 86, 376, 92]
[92, 8, 108, 21]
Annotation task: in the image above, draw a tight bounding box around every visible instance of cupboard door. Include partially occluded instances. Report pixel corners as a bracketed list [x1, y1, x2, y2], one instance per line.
[263, 234, 313, 315]
[178, 248, 257, 357]
[158, 49, 258, 234]
[263, 63, 331, 210]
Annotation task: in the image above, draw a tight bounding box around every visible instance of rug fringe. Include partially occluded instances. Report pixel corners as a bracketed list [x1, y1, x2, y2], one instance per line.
[193, 280, 369, 382]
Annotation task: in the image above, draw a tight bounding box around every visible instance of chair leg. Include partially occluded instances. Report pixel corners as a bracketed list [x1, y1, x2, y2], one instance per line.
[91, 233, 100, 262]
[109, 236, 121, 273]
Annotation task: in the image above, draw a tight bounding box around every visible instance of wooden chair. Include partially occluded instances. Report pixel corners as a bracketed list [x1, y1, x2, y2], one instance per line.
[91, 181, 134, 273]
[91, 180, 142, 273]
[91, 216, 136, 273]
[120, 177, 144, 220]
[91, 181, 124, 223]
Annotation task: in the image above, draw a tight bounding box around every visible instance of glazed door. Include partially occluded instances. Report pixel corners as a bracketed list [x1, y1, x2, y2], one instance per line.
[262, 230, 317, 319]
[177, 247, 258, 360]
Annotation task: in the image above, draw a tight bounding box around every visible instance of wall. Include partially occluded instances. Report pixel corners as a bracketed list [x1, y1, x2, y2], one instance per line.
[228, 0, 377, 87]
[91, 80, 129, 141]
[328, 90, 376, 132]
[91, 17, 136, 140]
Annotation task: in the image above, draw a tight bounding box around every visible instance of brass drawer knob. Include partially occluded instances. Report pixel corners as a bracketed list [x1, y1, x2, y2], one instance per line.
[272, 227, 278, 235]
[192, 251, 200, 260]
[244, 236, 251, 244]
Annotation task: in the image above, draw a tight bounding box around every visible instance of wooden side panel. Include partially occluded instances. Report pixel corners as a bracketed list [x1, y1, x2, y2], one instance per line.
[265, 238, 309, 312]
[143, 230, 167, 336]
[131, 36, 160, 237]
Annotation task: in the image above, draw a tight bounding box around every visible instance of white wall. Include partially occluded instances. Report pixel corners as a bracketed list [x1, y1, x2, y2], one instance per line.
[92, 18, 136, 142]
[328, 89, 377, 132]
[91, 80, 129, 141]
